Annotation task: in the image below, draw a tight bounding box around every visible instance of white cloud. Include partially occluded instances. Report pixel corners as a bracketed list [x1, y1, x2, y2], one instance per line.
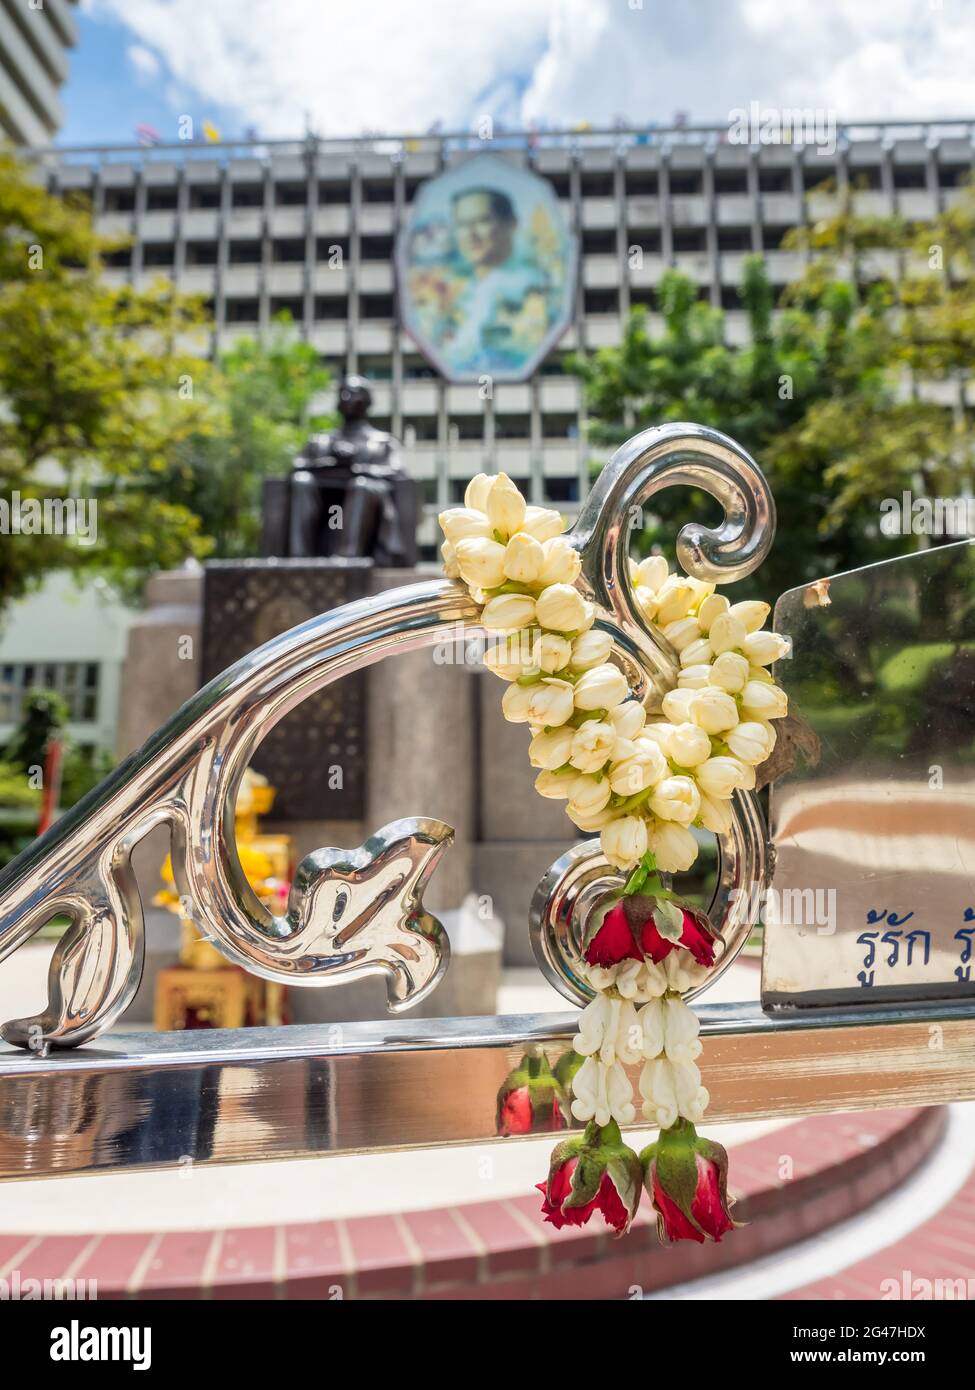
[90, 0, 975, 137]
[126, 43, 161, 82]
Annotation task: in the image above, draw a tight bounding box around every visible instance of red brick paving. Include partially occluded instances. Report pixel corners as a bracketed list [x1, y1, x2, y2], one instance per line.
[0, 1106, 944, 1300]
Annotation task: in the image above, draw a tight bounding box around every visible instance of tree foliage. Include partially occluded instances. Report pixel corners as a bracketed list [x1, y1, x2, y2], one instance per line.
[0, 150, 216, 610]
[570, 184, 975, 599]
[152, 317, 333, 557]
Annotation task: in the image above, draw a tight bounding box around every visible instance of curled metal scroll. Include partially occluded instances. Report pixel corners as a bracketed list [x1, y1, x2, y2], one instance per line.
[0, 422, 774, 1050]
[531, 421, 775, 1003]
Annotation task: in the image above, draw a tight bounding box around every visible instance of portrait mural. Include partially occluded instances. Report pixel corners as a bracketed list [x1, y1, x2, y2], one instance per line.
[395, 154, 578, 383]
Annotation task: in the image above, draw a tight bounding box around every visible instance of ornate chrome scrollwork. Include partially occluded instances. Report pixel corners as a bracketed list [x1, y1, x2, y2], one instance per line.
[0, 422, 775, 1050]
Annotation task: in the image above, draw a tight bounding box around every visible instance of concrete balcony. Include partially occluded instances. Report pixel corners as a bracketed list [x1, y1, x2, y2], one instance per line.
[540, 442, 582, 476]
[672, 251, 713, 281]
[359, 204, 395, 234]
[628, 253, 668, 286]
[539, 376, 581, 412]
[670, 196, 708, 226]
[358, 323, 394, 352]
[763, 249, 804, 283]
[269, 208, 307, 238]
[495, 384, 531, 413]
[178, 267, 218, 295]
[851, 191, 895, 217]
[716, 194, 754, 226]
[368, 383, 393, 415]
[581, 197, 618, 229]
[140, 212, 177, 242]
[96, 213, 135, 239]
[309, 324, 348, 354]
[626, 196, 662, 227]
[222, 266, 261, 297]
[267, 266, 304, 296]
[583, 314, 623, 348]
[312, 265, 350, 294]
[183, 210, 220, 240]
[446, 384, 484, 415]
[314, 206, 352, 236]
[583, 255, 620, 288]
[358, 262, 394, 293]
[897, 190, 939, 219]
[401, 382, 441, 415]
[806, 191, 840, 221]
[227, 210, 264, 239]
[761, 192, 802, 224]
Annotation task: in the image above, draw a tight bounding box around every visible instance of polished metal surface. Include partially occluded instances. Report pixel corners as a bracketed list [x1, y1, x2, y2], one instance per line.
[531, 422, 775, 1003]
[0, 582, 478, 1050]
[0, 421, 775, 1048]
[531, 786, 769, 1007]
[1, 999, 973, 1180]
[766, 540, 975, 1007]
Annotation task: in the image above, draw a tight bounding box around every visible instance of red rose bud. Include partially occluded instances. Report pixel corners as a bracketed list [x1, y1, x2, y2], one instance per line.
[537, 1119, 643, 1236]
[496, 1051, 567, 1137]
[583, 896, 643, 967]
[640, 1120, 737, 1244]
[622, 894, 718, 968]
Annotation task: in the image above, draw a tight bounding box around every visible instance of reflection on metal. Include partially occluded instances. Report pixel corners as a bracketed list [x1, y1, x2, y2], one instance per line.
[0, 422, 774, 1051]
[531, 774, 769, 1008]
[766, 540, 975, 1007]
[1, 998, 974, 1180]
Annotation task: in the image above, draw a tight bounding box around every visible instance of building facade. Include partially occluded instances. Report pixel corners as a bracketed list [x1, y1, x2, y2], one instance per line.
[0, 0, 77, 145]
[28, 117, 975, 552]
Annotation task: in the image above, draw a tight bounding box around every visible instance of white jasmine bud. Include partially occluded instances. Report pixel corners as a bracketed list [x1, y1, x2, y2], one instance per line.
[486, 472, 526, 537]
[535, 583, 588, 632]
[538, 535, 582, 587]
[569, 629, 613, 671]
[528, 725, 575, 770]
[455, 536, 506, 589]
[665, 722, 712, 767]
[600, 815, 649, 869]
[708, 611, 749, 656]
[569, 719, 617, 773]
[573, 663, 629, 711]
[438, 507, 492, 544]
[480, 592, 536, 631]
[689, 687, 740, 734]
[648, 775, 701, 827]
[709, 650, 750, 693]
[742, 630, 792, 666]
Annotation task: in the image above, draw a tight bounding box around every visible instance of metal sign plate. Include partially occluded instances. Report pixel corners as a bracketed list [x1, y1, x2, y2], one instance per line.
[765, 540, 975, 1007]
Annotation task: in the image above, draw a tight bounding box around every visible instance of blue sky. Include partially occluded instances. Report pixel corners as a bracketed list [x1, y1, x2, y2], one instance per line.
[59, 0, 975, 150]
[61, 12, 238, 147]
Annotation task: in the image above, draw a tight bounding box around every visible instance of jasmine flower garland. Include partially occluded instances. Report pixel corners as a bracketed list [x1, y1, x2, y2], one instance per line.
[440, 472, 789, 1243]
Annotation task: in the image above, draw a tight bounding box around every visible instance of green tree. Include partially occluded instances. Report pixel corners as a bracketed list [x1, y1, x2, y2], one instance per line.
[0, 149, 217, 612]
[155, 316, 333, 557]
[571, 186, 975, 599]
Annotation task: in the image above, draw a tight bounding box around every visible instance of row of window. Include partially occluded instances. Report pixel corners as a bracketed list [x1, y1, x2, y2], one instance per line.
[137, 280, 786, 324]
[365, 414, 581, 445]
[107, 223, 802, 272]
[0, 664, 100, 725]
[88, 161, 970, 214]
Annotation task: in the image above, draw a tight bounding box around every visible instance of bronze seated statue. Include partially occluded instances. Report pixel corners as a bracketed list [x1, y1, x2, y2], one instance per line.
[262, 375, 417, 566]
